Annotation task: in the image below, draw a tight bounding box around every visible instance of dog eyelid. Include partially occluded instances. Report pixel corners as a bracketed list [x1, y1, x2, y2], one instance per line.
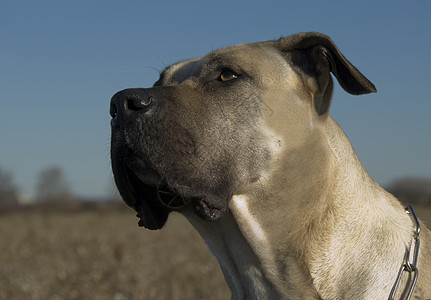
[219, 70, 239, 82]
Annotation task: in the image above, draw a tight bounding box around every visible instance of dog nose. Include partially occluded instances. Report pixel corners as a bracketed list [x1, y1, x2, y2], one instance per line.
[110, 88, 155, 123]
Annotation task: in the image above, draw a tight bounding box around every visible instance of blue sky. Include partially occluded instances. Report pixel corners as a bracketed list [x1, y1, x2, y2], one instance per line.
[1, 1, 430, 199]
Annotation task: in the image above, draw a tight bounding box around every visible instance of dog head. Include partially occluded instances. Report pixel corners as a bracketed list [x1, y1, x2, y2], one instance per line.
[110, 32, 376, 229]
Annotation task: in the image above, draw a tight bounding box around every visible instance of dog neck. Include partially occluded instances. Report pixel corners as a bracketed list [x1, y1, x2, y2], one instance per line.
[182, 209, 283, 299]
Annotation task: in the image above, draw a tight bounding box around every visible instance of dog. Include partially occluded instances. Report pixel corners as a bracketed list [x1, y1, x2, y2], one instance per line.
[110, 32, 431, 299]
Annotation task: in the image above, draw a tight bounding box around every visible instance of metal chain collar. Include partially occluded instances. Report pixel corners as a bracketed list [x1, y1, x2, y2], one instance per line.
[388, 205, 421, 300]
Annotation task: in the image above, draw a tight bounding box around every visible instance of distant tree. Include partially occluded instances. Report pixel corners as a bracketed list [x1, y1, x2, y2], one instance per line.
[35, 166, 73, 202]
[0, 167, 19, 209]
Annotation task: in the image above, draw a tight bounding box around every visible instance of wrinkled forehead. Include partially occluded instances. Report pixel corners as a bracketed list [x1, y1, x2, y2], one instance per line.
[160, 41, 291, 85]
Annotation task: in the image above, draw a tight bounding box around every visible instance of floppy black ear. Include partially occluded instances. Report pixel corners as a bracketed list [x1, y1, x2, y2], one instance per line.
[278, 32, 377, 115]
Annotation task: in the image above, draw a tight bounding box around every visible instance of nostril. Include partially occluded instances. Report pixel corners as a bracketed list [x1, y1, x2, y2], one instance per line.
[110, 89, 154, 122]
[127, 96, 154, 111]
[142, 96, 154, 107]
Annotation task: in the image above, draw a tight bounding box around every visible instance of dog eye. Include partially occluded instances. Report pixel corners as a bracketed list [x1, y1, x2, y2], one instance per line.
[219, 70, 239, 82]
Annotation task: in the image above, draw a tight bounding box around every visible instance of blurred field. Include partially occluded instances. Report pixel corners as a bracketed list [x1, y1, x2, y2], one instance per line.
[415, 204, 431, 226]
[0, 208, 230, 300]
[1, 205, 430, 300]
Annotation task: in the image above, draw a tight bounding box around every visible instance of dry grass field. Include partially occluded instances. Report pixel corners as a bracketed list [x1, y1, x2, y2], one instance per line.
[0, 208, 230, 300]
[1, 205, 430, 300]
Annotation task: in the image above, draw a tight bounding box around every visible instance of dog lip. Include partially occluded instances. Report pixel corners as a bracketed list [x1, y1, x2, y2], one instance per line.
[130, 166, 227, 219]
[156, 188, 191, 210]
[112, 162, 169, 230]
[128, 158, 162, 187]
[193, 199, 223, 220]
[132, 168, 162, 188]
[192, 196, 228, 221]
[127, 165, 191, 211]
[119, 160, 228, 222]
